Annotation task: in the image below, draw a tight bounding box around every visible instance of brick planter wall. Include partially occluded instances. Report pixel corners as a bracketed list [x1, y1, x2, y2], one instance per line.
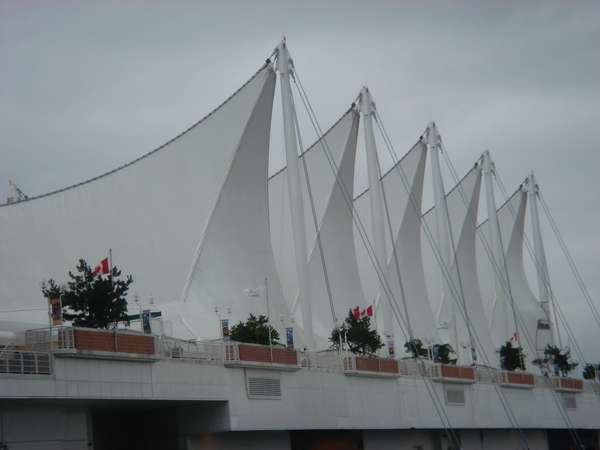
[559, 377, 583, 390]
[354, 356, 399, 373]
[238, 344, 298, 365]
[73, 328, 155, 354]
[507, 372, 535, 385]
[441, 365, 475, 380]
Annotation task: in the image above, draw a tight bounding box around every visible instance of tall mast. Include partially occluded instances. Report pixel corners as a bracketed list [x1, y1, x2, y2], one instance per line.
[360, 87, 394, 344]
[275, 41, 315, 348]
[527, 172, 555, 346]
[428, 122, 458, 356]
[482, 150, 513, 345]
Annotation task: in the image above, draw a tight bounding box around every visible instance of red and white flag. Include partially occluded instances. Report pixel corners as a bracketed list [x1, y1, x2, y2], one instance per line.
[509, 332, 518, 343]
[93, 257, 110, 275]
[353, 305, 374, 320]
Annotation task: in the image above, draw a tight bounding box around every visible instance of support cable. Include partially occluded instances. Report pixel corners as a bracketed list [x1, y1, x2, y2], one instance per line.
[374, 117, 531, 449]
[290, 73, 463, 447]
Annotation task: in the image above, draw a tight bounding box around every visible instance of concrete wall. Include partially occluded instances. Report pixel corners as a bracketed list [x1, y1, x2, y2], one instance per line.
[0, 402, 89, 449]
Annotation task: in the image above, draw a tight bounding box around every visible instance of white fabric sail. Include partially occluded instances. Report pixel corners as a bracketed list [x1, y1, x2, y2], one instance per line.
[478, 188, 551, 366]
[421, 165, 498, 365]
[0, 62, 276, 329]
[168, 65, 284, 342]
[305, 108, 362, 347]
[269, 108, 358, 317]
[380, 140, 442, 345]
[353, 140, 427, 309]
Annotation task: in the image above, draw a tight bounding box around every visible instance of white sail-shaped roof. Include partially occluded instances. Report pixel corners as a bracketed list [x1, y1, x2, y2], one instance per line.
[353, 140, 427, 308]
[442, 167, 497, 367]
[379, 141, 442, 345]
[477, 188, 550, 365]
[421, 165, 499, 365]
[305, 108, 362, 347]
[0, 62, 276, 329]
[165, 65, 283, 341]
[269, 108, 359, 316]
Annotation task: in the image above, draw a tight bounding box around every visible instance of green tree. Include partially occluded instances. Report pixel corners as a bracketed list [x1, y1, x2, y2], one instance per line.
[582, 363, 598, 380]
[432, 343, 456, 365]
[229, 314, 280, 346]
[330, 309, 383, 356]
[499, 341, 526, 371]
[543, 345, 578, 377]
[41, 259, 132, 329]
[404, 338, 429, 359]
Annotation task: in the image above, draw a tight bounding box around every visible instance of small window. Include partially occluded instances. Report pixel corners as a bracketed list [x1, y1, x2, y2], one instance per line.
[445, 384, 465, 405]
[563, 394, 576, 410]
[537, 320, 550, 330]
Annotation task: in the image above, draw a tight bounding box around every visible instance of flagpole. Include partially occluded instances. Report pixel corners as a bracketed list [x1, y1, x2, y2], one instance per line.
[265, 278, 273, 363]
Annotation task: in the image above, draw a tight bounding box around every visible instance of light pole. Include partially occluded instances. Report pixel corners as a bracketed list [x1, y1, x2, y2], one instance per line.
[134, 293, 143, 333]
[214, 305, 222, 340]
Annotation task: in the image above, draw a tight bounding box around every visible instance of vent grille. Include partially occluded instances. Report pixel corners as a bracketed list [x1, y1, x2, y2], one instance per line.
[247, 377, 281, 399]
[446, 387, 465, 404]
[563, 394, 577, 410]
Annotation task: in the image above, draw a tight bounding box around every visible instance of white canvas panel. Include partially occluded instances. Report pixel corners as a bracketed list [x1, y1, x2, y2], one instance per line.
[383, 142, 440, 345]
[0, 63, 275, 325]
[169, 67, 284, 342]
[353, 140, 426, 310]
[305, 109, 361, 346]
[269, 109, 360, 317]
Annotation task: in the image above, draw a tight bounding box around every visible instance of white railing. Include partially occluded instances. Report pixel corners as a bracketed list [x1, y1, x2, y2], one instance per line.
[0, 350, 51, 375]
[475, 366, 498, 383]
[156, 337, 227, 361]
[298, 351, 347, 371]
[399, 360, 428, 377]
[26, 327, 75, 351]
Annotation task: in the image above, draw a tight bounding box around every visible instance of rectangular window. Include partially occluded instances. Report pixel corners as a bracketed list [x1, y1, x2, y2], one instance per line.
[563, 394, 576, 410]
[445, 384, 465, 405]
[537, 320, 550, 330]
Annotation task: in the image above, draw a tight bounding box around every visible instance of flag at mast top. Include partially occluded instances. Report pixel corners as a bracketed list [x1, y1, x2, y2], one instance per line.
[93, 250, 112, 275]
[353, 305, 374, 320]
[93, 257, 110, 275]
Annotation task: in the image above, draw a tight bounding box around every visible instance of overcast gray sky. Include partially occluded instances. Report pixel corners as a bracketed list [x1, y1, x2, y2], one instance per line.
[1, 1, 599, 363]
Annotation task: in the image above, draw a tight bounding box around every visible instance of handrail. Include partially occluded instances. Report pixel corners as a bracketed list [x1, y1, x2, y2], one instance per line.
[0, 350, 52, 375]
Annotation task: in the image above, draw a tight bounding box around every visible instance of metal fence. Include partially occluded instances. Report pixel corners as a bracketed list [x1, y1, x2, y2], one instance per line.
[156, 337, 228, 361]
[25, 327, 75, 351]
[0, 349, 51, 375]
[297, 351, 348, 371]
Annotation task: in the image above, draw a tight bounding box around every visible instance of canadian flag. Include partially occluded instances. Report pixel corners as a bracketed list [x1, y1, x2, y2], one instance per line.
[353, 305, 374, 320]
[509, 332, 518, 343]
[93, 257, 110, 275]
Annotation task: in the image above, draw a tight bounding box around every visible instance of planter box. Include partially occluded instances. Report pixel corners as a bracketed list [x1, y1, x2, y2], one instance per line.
[441, 364, 474, 380]
[73, 328, 155, 355]
[238, 344, 298, 365]
[430, 364, 476, 384]
[498, 371, 536, 389]
[354, 356, 399, 374]
[554, 377, 583, 391]
[507, 372, 535, 385]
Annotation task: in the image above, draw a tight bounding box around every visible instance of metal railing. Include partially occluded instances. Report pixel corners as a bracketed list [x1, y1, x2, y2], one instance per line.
[475, 366, 499, 383]
[26, 327, 75, 351]
[298, 351, 348, 371]
[156, 337, 228, 361]
[0, 350, 51, 375]
[399, 359, 428, 377]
